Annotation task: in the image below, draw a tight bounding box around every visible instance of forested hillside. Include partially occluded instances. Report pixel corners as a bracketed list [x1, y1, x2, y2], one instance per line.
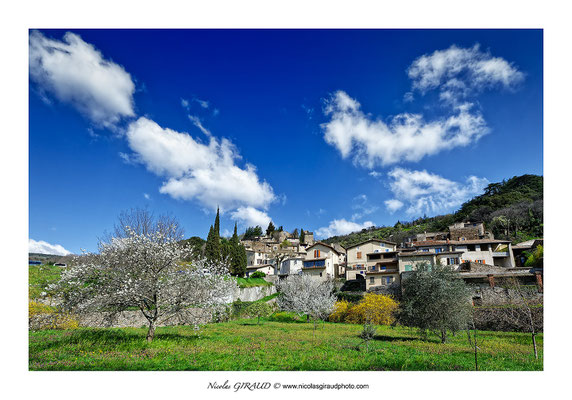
[323, 174, 543, 248]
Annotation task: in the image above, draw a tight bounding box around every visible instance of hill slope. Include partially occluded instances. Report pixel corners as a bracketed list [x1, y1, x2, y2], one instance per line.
[323, 174, 543, 248]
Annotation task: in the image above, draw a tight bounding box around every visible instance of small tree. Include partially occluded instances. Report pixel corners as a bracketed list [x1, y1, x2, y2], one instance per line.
[266, 221, 276, 237]
[399, 262, 472, 343]
[270, 241, 296, 275]
[243, 226, 263, 240]
[299, 229, 305, 244]
[277, 275, 336, 332]
[245, 302, 273, 325]
[51, 220, 236, 343]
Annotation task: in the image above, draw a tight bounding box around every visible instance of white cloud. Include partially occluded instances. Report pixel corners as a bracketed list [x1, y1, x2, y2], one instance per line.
[125, 117, 276, 212]
[188, 115, 212, 136]
[29, 31, 135, 128]
[29, 239, 71, 256]
[407, 44, 524, 104]
[315, 219, 375, 238]
[321, 91, 488, 168]
[143, 193, 150, 200]
[384, 167, 488, 216]
[384, 199, 404, 213]
[230, 207, 272, 228]
[369, 171, 382, 178]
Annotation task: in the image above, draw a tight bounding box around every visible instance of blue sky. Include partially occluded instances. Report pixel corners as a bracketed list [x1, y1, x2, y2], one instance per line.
[29, 29, 543, 254]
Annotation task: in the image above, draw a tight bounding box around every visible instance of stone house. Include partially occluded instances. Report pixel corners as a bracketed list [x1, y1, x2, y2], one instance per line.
[398, 239, 516, 271]
[302, 242, 344, 280]
[245, 263, 274, 277]
[345, 239, 399, 290]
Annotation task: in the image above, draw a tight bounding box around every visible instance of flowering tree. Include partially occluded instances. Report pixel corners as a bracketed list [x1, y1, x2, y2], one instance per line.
[277, 274, 336, 331]
[51, 227, 236, 342]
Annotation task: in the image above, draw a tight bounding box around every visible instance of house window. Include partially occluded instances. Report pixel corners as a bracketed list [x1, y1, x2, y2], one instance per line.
[357, 251, 362, 259]
[404, 264, 412, 272]
[319, 272, 322, 277]
[370, 277, 375, 284]
[314, 249, 321, 258]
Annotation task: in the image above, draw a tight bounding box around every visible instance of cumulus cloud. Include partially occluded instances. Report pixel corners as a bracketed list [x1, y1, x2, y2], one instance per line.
[29, 31, 135, 129]
[125, 117, 276, 212]
[408, 44, 524, 104]
[322, 91, 488, 168]
[315, 219, 375, 239]
[384, 168, 488, 216]
[29, 239, 72, 256]
[230, 206, 272, 228]
[321, 45, 522, 168]
[384, 199, 404, 213]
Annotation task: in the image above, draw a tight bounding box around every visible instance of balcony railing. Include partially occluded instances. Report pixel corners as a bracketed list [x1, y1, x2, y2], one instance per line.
[368, 267, 398, 273]
[492, 251, 509, 257]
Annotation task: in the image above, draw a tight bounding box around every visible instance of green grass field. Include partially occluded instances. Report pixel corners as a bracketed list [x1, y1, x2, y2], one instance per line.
[29, 319, 542, 371]
[29, 264, 63, 299]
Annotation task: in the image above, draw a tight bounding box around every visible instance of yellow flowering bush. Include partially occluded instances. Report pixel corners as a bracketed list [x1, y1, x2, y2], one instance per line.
[329, 300, 352, 322]
[349, 293, 398, 325]
[330, 293, 398, 325]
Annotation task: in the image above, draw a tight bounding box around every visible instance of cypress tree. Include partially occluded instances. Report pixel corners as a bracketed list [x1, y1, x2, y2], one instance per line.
[229, 222, 247, 277]
[300, 228, 305, 244]
[205, 220, 221, 263]
[214, 207, 221, 237]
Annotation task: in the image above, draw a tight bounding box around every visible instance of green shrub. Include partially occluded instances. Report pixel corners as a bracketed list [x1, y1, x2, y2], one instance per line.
[250, 271, 266, 278]
[245, 302, 273, 324]
[231, 300, 253, 317]
[336, 291, 364, 303]
[268, 311, 303, 323]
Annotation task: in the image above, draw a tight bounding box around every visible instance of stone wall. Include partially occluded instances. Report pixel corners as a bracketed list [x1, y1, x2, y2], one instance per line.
[469, 285, 542, 306]
[230, 284, 276, 302]
[31, 284, 276, 330]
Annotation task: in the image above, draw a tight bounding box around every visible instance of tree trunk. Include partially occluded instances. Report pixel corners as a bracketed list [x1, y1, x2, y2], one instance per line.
[532, 332, 538, 359]
[473, 322, 478, 371]
[440, 329, 447, 344]
[146, 320, 156, 343]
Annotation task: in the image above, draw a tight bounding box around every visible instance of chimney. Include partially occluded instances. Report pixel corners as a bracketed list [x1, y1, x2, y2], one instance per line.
[535, 272, 543, 293]
[487, 274, 495, 288]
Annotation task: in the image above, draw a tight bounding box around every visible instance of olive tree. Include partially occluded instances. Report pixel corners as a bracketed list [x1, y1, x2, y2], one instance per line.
[51, 225, 236, 343]
[277, 274, 336, 331]
[399, 262, 472, 343]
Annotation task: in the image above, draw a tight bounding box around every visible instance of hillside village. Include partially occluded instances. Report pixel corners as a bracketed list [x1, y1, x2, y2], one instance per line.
[240, 220, 543, 294]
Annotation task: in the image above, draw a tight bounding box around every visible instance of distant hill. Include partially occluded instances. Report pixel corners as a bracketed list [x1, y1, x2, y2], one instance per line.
[323, 174, 543, 248]
[28, 253, 68, 264]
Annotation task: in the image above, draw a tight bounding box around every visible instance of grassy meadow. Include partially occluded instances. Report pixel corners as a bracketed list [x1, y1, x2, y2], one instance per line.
[29, 319, 542, 371]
